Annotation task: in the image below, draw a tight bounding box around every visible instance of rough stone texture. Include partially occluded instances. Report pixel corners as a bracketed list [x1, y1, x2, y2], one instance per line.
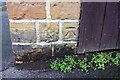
[10, 22, 36, 43]
[39, 22, 59, 42]
[12, 45, 48, 56]
[7, 2, 46, 19]
[12, 45, 38, 56]
[12, 43, 76, 56]
[62, 22, 79, 41]
[50, 2, 80, 20]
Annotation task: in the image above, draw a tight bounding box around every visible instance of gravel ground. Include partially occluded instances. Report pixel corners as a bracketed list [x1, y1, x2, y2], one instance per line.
[1, 63, 120, 79]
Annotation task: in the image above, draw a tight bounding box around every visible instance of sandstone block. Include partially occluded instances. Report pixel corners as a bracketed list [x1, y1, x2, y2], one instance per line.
[7, 2, 46, 19]
[50, 2, 80, 19]
[39, 22, 59, 42]
[62, 22, 79, 41]
[10, 22, 36, 43]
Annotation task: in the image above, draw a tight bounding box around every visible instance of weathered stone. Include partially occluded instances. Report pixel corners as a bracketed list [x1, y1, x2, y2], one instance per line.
[10, 22, 36, 43]
[50, 2, 80, 19]
[12, 45, 37, 56]
[7, 2, 46, 19]
[62, 22, 79, 41]
[12, 45, 52, 56]
[12, 43, 77, 57]
[39, 22, 59, 42]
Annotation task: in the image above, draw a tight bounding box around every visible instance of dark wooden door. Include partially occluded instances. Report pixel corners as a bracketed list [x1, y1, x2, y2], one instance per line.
[77, 2, 120, 53]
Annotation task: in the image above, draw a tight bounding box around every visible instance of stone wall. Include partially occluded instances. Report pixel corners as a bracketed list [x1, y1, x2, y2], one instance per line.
[6, 0, 81, 55]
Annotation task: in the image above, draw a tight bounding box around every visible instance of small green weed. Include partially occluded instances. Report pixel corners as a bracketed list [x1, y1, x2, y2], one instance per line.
[50, 55, 77, 72]
[91, 52, 110, 70]
[50, 52, 120, 73]
[77, 58, 90, 72]
[111, 53, 120, 67]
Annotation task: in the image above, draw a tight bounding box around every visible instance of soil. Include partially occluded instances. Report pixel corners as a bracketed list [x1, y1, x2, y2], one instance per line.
[14, 60, 51, 71]
[13, 49, 120, 71]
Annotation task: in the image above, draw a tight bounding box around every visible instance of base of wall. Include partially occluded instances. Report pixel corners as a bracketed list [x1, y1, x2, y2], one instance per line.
[12, 42, 77, 56]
